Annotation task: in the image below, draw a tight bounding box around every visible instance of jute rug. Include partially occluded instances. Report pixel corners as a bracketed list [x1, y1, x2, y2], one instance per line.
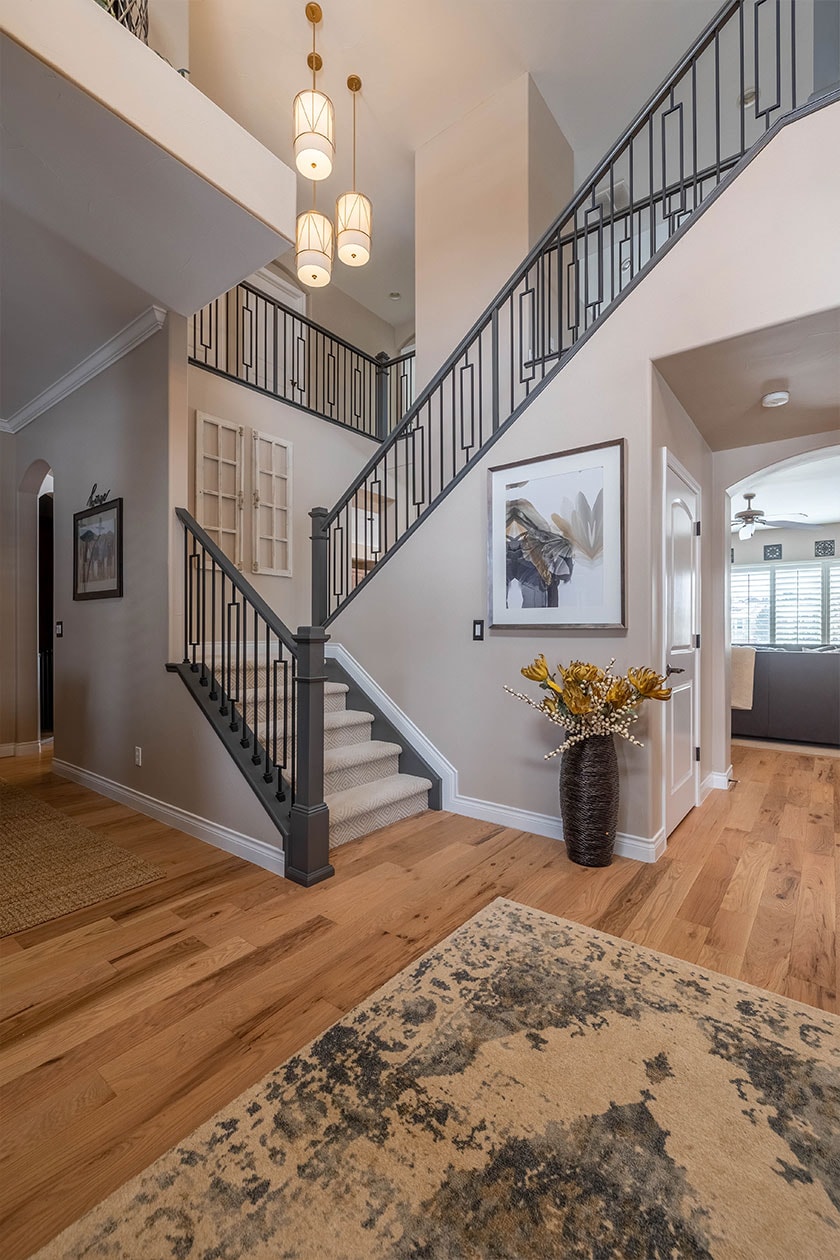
[0, 780, 163, 936]
[36, 898, 839, 1259]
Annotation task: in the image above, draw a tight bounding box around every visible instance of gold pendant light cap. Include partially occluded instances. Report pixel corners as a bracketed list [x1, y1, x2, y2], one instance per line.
[307, 51, 323, 72]
[305, 3, 323, 24]
[347, 74, 362, 92]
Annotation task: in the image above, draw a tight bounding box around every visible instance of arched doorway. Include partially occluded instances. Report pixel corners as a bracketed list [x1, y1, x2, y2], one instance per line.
[720, 443, 840, 761]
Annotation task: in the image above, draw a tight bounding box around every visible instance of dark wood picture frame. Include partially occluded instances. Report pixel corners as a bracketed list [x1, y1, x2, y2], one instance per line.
[73, 498, 124, 600]
[488, 439, 626, 630]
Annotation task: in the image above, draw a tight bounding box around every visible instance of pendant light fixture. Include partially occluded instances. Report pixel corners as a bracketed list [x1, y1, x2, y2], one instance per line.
[293, 3, 334, 181]
[336, 76, 372, 267]
[295, 186, 334, 287]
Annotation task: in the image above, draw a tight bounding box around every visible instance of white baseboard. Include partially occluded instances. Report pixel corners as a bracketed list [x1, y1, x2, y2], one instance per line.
[0, 743, 15, 758]
[326, 643, 666, 863]
[13, 740, 43, 756]
[52, 759, 285, 878]
[700, 765, 733, 799]
[449, 791, 667, 863]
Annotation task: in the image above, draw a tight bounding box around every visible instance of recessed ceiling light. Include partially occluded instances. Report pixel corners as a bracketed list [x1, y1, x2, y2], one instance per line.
[738, 87, 757, 107]
[389, 291, 401, 300]
[761, 390, 790, 408]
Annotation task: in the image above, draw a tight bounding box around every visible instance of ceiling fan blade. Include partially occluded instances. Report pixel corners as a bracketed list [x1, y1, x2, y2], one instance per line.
[762, 519, 814, 529]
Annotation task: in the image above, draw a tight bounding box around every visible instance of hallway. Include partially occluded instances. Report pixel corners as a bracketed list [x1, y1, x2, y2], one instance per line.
[0, 743, 837, 1257]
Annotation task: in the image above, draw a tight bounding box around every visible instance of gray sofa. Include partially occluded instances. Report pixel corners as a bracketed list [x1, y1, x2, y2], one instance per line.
[731, 648, 840, 746]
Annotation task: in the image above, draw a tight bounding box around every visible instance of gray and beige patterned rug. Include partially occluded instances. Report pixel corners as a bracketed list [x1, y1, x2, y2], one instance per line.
[0, 780, 163, 936]
[36, 898, 839, 1258]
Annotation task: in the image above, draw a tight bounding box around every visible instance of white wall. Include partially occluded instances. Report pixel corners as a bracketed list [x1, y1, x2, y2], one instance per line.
[8, 325, 284, 848]
[414, 74, 573, 387]
[330, 100, 840, 849]
[731, 523, 839, 564]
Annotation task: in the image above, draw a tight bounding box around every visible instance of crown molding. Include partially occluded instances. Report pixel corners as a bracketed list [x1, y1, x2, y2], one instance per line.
[0, 420, 13, 434]
[6, 305, 167, 433]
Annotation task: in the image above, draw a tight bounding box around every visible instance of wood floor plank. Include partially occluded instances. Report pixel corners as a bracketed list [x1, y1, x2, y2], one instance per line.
[1, 741, 838, 1260]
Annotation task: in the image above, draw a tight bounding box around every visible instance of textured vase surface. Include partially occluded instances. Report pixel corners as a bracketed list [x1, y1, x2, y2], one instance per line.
[559, 735, 619, 867]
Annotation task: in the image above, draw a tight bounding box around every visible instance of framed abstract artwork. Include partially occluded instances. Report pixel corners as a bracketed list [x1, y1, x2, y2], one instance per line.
[488, 439, 626, 629]
[73, 499, 124, 600]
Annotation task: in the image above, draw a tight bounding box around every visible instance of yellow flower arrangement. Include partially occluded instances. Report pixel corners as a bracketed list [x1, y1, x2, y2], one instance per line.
[506, 656, 672, 758]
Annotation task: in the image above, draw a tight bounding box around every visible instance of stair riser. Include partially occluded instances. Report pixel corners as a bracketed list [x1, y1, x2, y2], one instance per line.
[329, 792, 429, 848]
[325, 753, 400, 795]
[324, 721, 374, 749]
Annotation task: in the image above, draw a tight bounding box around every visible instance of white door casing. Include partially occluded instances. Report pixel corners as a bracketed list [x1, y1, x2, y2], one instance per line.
[662, 450, 701, 837]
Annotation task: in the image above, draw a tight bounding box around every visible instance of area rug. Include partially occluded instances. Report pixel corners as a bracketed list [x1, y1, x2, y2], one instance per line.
[35, 898, 839, 1259]
[0, 780, 163, 936]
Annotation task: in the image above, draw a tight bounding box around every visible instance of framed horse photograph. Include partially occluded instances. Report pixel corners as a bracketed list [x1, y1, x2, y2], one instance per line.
[73, 498, 124, 601]
[488, 440, 625, 630]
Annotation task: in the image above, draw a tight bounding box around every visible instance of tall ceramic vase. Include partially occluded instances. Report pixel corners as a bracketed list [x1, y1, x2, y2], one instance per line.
[559, 735, 619, 867]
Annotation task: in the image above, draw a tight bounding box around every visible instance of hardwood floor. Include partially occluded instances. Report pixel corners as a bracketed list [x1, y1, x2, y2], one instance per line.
[1, 745, 837, 1258]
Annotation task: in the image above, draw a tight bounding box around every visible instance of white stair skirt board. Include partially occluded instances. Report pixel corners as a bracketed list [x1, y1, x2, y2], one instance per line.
[52, 759, 286, 877]
[325, 644, 669, 863]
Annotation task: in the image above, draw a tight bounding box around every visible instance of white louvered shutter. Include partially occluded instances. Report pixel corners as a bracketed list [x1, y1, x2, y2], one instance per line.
[730, 567, 770, 644]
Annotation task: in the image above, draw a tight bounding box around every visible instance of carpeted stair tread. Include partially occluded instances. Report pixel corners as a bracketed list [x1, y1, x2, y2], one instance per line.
[326, 773, 433, 824]
[324, 740, 402, 772]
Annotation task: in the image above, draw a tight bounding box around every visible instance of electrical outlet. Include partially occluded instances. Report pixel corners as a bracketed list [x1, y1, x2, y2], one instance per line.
[134, 746, 142, 767]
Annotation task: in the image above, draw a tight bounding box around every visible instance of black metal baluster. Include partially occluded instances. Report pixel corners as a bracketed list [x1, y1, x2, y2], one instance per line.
[252, 611, 262, 764]
[264, 625, 273, 783]
[240, 600, 249, 748]
[209, 558, 218, 701]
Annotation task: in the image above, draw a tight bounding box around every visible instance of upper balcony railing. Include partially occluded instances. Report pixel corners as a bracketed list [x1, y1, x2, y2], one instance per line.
[189, 282, 416, 442]
[313, 0, 827, 626]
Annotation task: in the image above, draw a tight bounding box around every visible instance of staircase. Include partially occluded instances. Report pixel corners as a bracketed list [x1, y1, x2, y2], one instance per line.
[236, 659, 432, 848]
[312, 0, 835, 627]
[174, 1, 836, 887]
[169, 509, 434, 884]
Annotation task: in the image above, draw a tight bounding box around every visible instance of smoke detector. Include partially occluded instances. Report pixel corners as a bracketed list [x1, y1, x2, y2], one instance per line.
[761, 390, 790, 408]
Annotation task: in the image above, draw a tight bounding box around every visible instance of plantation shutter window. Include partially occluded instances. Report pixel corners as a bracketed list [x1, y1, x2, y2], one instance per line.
[829, 563, 840, 643]
[252, 431, 293, 577]
[731, 568, 771, 644]
[195, 412, 244, 568]
[774, 565, 822, 643]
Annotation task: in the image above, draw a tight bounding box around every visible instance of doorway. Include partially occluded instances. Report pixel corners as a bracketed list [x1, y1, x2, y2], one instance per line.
[662, 451, 701, 836]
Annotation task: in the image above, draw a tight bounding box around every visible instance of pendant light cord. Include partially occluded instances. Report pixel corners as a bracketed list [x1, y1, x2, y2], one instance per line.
[352, 88, 357, 191]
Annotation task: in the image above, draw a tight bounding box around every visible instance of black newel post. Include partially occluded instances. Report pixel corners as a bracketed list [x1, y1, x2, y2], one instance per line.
[286, 625, 334, 887]
[310, 506, 329, 628]
[375, 351, 390, 440]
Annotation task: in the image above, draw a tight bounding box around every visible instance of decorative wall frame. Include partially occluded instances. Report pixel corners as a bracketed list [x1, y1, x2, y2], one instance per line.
[815, 539, 835, 557]
[73, 499, 123, 600]
[488, 439, 626, 630]
[763, 543, 782, 561]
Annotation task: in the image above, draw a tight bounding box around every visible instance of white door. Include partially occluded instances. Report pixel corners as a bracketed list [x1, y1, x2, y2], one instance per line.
[663, 453, 700, 836]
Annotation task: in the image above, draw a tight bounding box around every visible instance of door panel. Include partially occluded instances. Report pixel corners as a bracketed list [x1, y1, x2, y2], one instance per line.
[664, 458, 700, 837]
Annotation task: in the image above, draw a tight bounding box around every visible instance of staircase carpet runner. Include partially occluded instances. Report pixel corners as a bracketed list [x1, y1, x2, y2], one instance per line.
[34, 897, 840, 1258]
[0, 780, 163, 937]
[235, 665, 432, 848]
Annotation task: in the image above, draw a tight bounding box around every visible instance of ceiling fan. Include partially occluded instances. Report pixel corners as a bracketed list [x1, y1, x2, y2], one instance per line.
[731, 492, 810, 540]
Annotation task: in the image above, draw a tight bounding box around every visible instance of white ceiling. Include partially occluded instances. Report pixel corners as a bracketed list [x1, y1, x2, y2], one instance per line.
[189, 0, 721, 327]
[654, 308, 840, 453]
[730, 448, 840, 526]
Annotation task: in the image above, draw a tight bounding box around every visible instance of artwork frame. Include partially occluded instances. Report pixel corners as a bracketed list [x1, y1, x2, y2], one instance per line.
[488, 439, 626, 630]
[73, 498, 124, 600]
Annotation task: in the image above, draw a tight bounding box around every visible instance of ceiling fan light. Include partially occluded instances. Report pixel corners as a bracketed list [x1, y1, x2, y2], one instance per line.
[295, 209, 334, 287]
[293, 89, 335, 180]
[739, 523, 754, 540]
[336, 191, 372, 266]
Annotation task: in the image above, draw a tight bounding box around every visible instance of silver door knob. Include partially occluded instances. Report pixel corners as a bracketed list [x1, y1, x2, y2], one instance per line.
[665, 665, 685, 677]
